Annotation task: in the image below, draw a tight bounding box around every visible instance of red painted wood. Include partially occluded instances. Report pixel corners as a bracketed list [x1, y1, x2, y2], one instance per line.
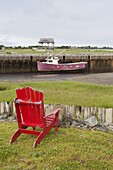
[9, 86, 61, 148]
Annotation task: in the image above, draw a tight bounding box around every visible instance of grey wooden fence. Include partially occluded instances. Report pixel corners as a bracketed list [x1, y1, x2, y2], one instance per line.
[0, 102, 113, 126]
[76, 106, 113, 125]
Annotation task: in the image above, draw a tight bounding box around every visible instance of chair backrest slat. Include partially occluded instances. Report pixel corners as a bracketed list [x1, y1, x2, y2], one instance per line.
[30, 88, 35, 102]
[26, 87, 31, 100]
[15, 87, 44, 126]
[16, 88, 26, 100]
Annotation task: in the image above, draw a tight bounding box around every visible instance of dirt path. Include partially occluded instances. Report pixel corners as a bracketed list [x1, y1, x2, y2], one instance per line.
[0, 72, 113, 85]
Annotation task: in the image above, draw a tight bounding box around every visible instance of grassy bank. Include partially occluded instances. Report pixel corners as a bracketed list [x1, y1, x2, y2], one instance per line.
[2, 47, 113, 55]
[0, 81, 113, 107]
[1, 122, 113, 170]
[1, 81, 113, 169]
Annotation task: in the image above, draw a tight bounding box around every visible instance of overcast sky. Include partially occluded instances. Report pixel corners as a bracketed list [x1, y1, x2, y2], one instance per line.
[0, 0, 113, 47]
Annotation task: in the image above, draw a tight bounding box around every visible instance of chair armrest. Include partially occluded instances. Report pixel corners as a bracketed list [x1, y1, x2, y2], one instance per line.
[44, 108, 61, 119]
[15, 99, 42, 105]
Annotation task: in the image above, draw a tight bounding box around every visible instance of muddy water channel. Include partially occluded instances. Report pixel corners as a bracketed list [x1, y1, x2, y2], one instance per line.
[0, 72, 113, 85]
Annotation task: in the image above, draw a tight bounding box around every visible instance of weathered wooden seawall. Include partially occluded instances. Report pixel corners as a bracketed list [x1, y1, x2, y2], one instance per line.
[1, 102, 113, 130]
[0, 54, 113, 73]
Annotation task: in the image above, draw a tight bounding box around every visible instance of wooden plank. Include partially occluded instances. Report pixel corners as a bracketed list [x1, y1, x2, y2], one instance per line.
[105, 108, 113, 125]
[0, 102, 5, 114]
[98, 107, 105, 124]
[91, 107, 97, 116]
[76, 106, 83, 121]
[84, 107, 90, 120]
[66, 105, 74, 119]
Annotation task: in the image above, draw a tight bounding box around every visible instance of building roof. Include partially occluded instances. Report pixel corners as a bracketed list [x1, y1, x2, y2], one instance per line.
[38, 38, 55, 44]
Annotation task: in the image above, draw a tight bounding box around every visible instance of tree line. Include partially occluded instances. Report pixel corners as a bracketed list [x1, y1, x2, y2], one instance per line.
[0, 45, 113, 50]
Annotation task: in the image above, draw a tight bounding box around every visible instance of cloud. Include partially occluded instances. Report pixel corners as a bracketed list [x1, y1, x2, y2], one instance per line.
[0, 34, 36, 46]
[0, 0, 113, 46]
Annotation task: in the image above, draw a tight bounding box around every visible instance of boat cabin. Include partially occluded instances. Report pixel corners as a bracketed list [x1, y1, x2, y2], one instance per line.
[44, 57, 59, 64]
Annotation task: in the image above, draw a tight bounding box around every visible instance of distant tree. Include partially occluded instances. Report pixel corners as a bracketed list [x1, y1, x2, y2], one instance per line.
[14, 46, 22, 49]
[0, 45, 4, 50]
[56, 46, 71, 49]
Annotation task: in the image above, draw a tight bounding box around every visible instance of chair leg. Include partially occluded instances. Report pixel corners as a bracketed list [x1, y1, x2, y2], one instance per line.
[33, 132, 45, 148]
[9, 129, 21, 144]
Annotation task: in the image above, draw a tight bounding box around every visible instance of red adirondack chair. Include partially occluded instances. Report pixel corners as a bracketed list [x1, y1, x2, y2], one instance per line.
[9, 86, 61, 148]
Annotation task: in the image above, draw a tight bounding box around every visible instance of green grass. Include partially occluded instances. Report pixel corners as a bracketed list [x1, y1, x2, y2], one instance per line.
[1, 122, 113, 170]
[1, 81, 113, 169]
[1, 47, 113, 55]
[0, 81, 113, 107]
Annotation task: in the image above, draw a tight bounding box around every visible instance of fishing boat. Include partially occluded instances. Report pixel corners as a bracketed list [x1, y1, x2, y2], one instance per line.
[37, 56, 87, 72]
